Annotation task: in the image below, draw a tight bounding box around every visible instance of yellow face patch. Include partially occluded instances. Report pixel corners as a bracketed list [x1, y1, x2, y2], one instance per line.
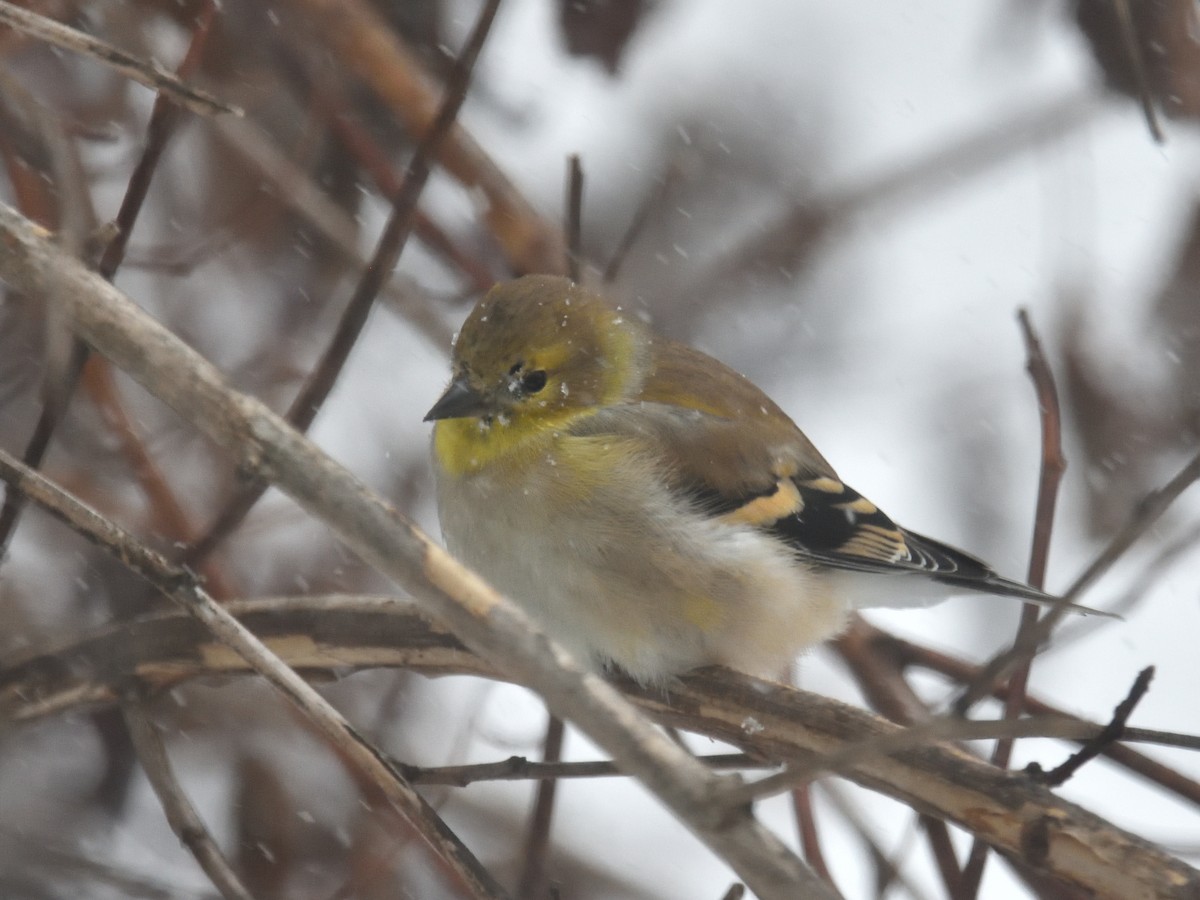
[432, 414, 561, 477]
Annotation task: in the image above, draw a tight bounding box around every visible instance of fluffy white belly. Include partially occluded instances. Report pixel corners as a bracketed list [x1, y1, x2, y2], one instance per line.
[434, 458, 848, 683]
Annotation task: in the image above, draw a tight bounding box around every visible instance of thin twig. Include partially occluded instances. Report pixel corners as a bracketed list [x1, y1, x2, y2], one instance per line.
[820, 785, 936, 900]
[1015, 305, 1068, 597]
[517, 714, 565, 899]
[961, 308, 1068, 896]
[603, 164, 679, 284]
[791, 785, 835, 887]
[565, 155, 584, 282]
[0, 1, 237, 117]
[954, 447, 1200, 714]
[831, 618, 964, 898]
[921, 815, 967, 899]
[100, 2, 222, 280]
[722, 714, 1179, 807]
[1029, 666, 1155, 788]
[0, 449, 508, 900]
[183, 0, 503, 567]
[1112, 0, 1165, 143]
[863, 621, 1200, 809]
[395, 752, 765, 786]
[122, 704, 256, 900]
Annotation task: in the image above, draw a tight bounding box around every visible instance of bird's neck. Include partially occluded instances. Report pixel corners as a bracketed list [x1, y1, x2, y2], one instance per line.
[432, 408, 588, 477]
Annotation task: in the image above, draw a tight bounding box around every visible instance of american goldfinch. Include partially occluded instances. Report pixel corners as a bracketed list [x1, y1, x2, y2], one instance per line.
[426, 275, 1070, 683]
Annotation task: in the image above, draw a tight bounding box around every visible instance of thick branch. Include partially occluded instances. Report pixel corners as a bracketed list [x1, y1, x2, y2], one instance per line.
[1, 597, 1197, 899]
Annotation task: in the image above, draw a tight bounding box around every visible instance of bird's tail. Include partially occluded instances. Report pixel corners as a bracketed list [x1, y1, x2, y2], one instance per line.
[904, 530, 1117, 618]
[933, 569, 1116, 618]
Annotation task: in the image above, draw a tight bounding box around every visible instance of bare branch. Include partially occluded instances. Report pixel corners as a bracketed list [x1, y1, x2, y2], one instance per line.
[565, 154, 584, 282]
[1112, 0, 1166, 142]
[282, 0, 499, 431]
[962, 306, 1071, 895]
[955, 447, 1200, 714]
[865, 621, 1200, 809]
[0, 1, 237, 117]
[791, 785, 835, 888]
[0, 450, 507, 899]
[631, 669, 1200, 899]
[1029, 666, 1155, 788]
[1, 598, 1197, 898]
[396, 752, 766, 787]
[517, 713, 565, 899]
[722, 715, 1180, 806]
[1017, 306, 1069, 597]
[122, 705, 257, 900]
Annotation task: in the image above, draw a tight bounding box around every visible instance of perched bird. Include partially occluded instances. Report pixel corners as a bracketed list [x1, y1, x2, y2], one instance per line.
[426, 275, 1080, 683]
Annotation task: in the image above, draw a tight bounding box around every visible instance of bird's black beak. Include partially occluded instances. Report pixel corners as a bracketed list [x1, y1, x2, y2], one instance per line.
[424, 375, 491, 421]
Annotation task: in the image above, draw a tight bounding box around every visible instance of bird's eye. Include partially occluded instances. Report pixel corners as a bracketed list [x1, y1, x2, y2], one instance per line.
[521, 370, 548, 393]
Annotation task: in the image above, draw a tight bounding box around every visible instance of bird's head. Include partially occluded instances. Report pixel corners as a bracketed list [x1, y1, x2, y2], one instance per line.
[425, 275, 644, 432]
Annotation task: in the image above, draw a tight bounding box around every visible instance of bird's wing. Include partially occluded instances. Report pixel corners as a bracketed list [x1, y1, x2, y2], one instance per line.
[762, 476, 1055, 603]
[575, 337, 1056, 604]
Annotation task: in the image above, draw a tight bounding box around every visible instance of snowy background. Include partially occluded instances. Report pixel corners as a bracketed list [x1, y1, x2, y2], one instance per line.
[1, 0, 1198, 897]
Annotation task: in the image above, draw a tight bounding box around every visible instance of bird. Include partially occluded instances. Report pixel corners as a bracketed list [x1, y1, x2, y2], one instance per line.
[425, 274, 1091, 684]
